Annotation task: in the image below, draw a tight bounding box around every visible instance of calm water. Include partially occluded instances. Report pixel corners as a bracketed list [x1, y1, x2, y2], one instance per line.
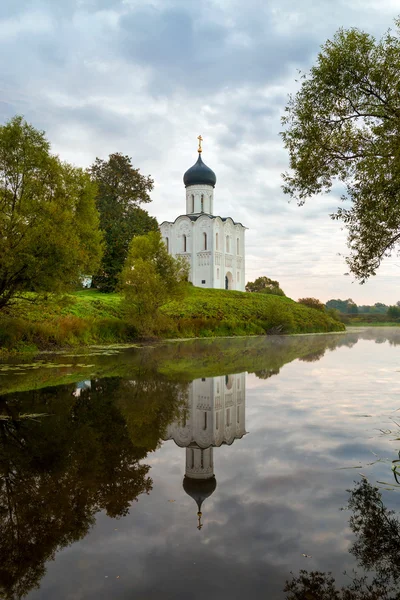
[1, 329, 400, 599]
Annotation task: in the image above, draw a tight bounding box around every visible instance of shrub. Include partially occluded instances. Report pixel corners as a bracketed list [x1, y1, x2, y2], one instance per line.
[298, 297, 325, 312]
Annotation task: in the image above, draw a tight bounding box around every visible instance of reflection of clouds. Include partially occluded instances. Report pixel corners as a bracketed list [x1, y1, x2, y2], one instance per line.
[29, 332, 400, 600]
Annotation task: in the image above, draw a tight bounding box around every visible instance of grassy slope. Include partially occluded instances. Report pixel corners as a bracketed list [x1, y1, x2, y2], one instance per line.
[0, 287, 344, 352]
[162, 286, 344, 336]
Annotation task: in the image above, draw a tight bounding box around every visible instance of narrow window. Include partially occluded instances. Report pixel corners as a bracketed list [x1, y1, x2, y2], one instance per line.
[203, 232, 207, 250]
[203, 411, 207, 430]
[183, 234, 187, 252]
[227, 408, 231, 426]
[191, 194, 194, 212]
[216, 412, 219, 430]
[201, 194, 204, 212]
[237, 406, 240, 423]
[200, 450, 204, 469]
[165, 237, 169, 252]
[217, 268, 220, 279]
[216, 232, 219, 250]
[226, 236, 229, 252]
[217, 383, 220, 394]
[191, 449, 195, 469]
[237, 238, 239, 254]
[237, 271, 240, 282]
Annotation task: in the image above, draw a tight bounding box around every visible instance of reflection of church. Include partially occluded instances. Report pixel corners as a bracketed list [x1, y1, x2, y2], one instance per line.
[165, 373, 246, 529]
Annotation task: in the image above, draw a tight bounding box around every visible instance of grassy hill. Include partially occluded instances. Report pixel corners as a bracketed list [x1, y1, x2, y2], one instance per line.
[0, 286, 344, 353]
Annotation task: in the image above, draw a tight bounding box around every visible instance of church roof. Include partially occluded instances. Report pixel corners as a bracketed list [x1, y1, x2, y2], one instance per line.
[161, 214, 247, 229]
[183, 153, 217, 188]
[183, 475, 217, 511]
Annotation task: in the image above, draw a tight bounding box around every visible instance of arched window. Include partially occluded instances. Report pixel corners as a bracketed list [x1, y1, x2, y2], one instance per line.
[201, 194, 204, 212]
[237, 238, 240, 254]
[191, 194, 194, 212]
[226, 235, 230, 253]
[183, 234, 187, 252]
[203, 412, 207, 430]
[216, 232, 219, 250]
[165, 237, 169, 252]
[203, 232, 207, 250]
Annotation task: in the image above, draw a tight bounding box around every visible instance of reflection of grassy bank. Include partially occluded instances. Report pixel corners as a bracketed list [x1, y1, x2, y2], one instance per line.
[0, 287, 344, 353]
[0, 333, 351, 397]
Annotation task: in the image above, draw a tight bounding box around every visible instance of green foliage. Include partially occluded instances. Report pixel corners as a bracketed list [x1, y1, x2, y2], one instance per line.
[297, 297, 326, 312]
[387, 305, 400, 320]
[281, 19, 400, 281]
[89, 153, 157, 292]
[120, 230, 189, 335]
[0, 116, 103, 310]
[326, 298, 359, 314]
[245, 276, 286, 296]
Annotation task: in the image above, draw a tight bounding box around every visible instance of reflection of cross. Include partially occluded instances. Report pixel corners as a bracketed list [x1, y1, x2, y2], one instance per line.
[197, 134, 203, 153]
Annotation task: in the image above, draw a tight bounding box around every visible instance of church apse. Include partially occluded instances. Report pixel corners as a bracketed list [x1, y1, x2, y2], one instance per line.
[164, 372, 247, 529]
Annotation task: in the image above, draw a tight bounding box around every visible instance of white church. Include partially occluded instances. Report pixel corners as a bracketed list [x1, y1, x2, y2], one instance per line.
[165, 373, 247, 530]
[160, 137, 246, 291]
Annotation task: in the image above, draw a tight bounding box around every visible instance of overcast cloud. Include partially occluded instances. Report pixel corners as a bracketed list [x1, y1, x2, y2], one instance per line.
[1, 0, 399, 303]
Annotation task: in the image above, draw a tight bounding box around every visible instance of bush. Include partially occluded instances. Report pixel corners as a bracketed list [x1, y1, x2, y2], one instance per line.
[298, 297, 326, 312]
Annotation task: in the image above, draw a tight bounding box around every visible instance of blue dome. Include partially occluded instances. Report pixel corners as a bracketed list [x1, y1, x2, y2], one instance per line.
[183, 153, 217, 188]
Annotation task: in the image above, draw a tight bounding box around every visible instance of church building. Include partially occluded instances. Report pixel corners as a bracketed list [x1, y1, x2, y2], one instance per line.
[160, 137, 246, 291]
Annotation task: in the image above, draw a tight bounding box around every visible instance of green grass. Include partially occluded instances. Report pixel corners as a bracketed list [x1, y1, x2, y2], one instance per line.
[0, 286, 344, 353]
[162, 286, 344, 337]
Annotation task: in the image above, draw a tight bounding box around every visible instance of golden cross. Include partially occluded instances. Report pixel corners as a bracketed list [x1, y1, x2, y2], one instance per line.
[197, 134, 203, 153]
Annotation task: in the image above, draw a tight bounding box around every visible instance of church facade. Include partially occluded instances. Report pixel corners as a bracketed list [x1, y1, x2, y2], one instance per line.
[160, 138, 246, 291]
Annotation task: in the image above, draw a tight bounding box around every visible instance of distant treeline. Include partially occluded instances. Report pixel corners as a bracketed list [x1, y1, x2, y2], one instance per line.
[326, 298, 400, 321]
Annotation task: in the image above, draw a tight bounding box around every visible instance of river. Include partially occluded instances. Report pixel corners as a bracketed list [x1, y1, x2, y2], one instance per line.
[0, 328, 399, 599]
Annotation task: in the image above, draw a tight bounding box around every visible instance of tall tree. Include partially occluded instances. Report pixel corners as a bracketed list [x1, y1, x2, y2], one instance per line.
[281, 19, 400, 282]
[89, 153, 158, 292]
[0, 116, 103, 309]
[120, 230, 189, 335]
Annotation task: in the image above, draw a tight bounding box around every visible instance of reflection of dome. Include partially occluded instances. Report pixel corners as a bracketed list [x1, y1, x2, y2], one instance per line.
[183, 475, 217, 511]
[183, 154, 217, 188]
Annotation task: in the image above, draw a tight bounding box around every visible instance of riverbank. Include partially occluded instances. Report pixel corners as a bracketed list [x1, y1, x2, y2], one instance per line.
[0, 287, 344, 353]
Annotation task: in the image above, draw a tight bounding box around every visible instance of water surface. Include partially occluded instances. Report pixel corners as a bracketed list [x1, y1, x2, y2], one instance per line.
[1, 329, 400, 599]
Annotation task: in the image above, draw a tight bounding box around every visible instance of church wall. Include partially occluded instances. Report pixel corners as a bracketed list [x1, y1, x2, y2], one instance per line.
[161, 216, 246, 291]
[212, 218, 246, 292]
[185, 184, 214, 214]
[192, 215, 214, 288]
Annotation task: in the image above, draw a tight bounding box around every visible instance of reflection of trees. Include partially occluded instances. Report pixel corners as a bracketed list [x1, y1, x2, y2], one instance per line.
[0, 376, 186, 600]
[284, 479, 400, 599]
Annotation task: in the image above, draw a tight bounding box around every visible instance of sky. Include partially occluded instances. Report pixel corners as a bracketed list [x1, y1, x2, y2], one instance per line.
[1, 0, 399, 304]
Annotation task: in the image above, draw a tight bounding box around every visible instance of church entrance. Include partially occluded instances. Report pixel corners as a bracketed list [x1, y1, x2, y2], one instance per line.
[225, 272, 233, 290]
